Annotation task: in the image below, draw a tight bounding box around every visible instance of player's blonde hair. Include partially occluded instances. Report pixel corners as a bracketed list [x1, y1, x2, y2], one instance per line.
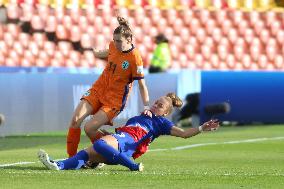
[166, 92, 183, 114]
[114, 16, 133, 40]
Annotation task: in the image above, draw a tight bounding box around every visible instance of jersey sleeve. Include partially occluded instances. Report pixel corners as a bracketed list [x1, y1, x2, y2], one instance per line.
[131, 50, 144, 80]
[161, 117, 175, 135]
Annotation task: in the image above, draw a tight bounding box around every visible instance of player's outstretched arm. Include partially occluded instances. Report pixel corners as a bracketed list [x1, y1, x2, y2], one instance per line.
[93, 48, 109, 59]
[170, 119, 219, 139]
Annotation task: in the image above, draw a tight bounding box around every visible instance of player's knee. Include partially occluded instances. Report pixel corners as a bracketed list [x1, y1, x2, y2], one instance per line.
[70, 115, 82, 128]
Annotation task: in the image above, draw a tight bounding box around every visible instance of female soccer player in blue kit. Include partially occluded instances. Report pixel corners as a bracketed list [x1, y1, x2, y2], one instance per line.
[38, 93, 219, 171]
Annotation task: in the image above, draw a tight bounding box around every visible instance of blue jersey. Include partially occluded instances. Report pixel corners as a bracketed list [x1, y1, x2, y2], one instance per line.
[125, 114, 174, 142]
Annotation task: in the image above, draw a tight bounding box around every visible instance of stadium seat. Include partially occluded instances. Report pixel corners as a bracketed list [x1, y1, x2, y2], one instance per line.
[56, 25, 69, 41]
[266, 45, 278, 62]
[244, 28, 255, 44]
[227, 0, 242, 9]
[85, 6, 96, 25]
[185, 44, 196, 60]
[205, 19, 216, 36]
[194, 54, 204, 69]
[62, 15, 73, 31]
[221, 19, 233, 36]
[81, 33, 93, 49]
[37, 51, 50, 65]
[201, 45, 212, 60]
[33, 32, 46, 49]
[274, 55, 284, 70]
[196, 28, 206, 44]
[45, 15, 57, 33]
[20, 3, 34, 23]
[211, 0, 228, 9]
[211, 28, 222, 43]
[164, 27, 174, 42]
[18, 32, 30, 48]
[253, 20, 265, 36]
[199, 9, 211, 25]
[94, 34, 106, 50]
[258, 54, 268, 70]
[156, 18, 167, 33]
[215, 9, 227, 26]
[180, 9, 194, 26]
[6, 23, 20, 38]
[3, 33, 14, 48]
[270, 21, 282, 37]
[6, 3, 20, 22]
[50, 58, 63, 67]
[259, 29, 270, 44]
[189, 18, 200, 35]
[54, 7, 66, 23]
[23, 50, 35, 65]
[173, 18, 184, 35]
[195, 0, 211, 8]
[70, 25, 81, 43]
[276, 30, 284, 44]
[179, 27, 190, 43]
[31, 15, 44, 32]
[231, 10, 243, 26]
[217, 44, 228, 61]
[83, 50, 95, 66]
[36, 4, 50, 22]
[225, 54, 236, 69]
[234, 44, 245, 62]
[43, 41, 56, 57]
[227, 28, 238, 44]
[28, 41, 39, 57]
[13, 41, 24, 56]
[58, 41, 73, 57]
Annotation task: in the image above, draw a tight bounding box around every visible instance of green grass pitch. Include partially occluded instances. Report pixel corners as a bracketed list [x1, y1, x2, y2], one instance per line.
[0, 125, 284, 189]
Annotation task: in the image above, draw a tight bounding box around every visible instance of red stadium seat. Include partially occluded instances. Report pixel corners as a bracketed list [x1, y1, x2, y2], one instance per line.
[58, 41, 73, 57]
[234, 44, 245, 62]
[195, 28, 206, 44]
[23, 50, 35, 65]
[45, 15, 57, 33]
[36, 4, 50, 22]
[6, 23, 20, 38]
[227, 28, 238, 44]
[94, 34, 106, 50]
[253, 20, 265, 36]
[81, 34, 94, 49]
[248, 11, 260, 27]
[7, 3, 20, 21]
[37, 51, 50, 64]
[185, 44, 196, 60]
[266, 45, 278, 62]
[70, 8, 82, 24]
[258, 54, 268, 70]
[79, 16, 89, 33]
[164, 27, 174, 42]
[231, 10, 243, 26]
[276, 30, 284, 44]
[199, 9, 211, 26]
[244, 28, 255, 44]
[237, 20, 249, 36]
[13, 41, 24, 56]
[217, 44, 228, 61]
[5, 58, 18, 67]
[50, 58, 64, 67]
[215, 9, 227, 26]
[211, 28, 222, 43]
[205, 19, 216, 36]
[70, 25, 82, 43]
[28, 41, 39, 57]
[201, 45, 211, 60]
[69, 50, 81, 64]
[55, 7, 66, 23]
[179, 9, 194, 26]
[43, 41, 56, 57]
[189, 18, 200, 36]
[265, 11, 277, 27]
[83, 51, 95, 66]
[270, 21, 282, 37]
[173, 18, 184, 35]
[18, 32, 30, 48]
[30, 14, 45, 32]
[20, 3, 34, 22]
[259, 29, 270, 44]
[225, 54, 236, 70]
[62, 15, 73, 31]
[33, 33, 46, 49]
[56, 25, 69, 41]
[0, 41, 8, 56]
[194, 53, 204, 69]
[274, 55, 284, 70]
[3, 33, 14, 48]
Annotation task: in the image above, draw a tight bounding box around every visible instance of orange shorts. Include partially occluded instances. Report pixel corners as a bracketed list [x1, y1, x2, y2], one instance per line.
[80, 89, 120, 124]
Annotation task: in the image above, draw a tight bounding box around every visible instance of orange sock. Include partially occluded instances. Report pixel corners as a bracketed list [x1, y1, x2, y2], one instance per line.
[67, 127, 81, 157]
[90, 130, 106, 144]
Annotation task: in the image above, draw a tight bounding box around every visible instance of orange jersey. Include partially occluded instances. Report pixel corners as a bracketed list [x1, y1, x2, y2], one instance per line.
[92, 41, 144, 111]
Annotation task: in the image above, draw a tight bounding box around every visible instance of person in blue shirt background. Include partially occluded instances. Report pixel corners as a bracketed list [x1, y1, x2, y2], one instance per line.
[38, 93, 219, 171]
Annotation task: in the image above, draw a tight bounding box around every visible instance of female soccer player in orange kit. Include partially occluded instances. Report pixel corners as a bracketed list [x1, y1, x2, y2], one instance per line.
[67, 16, 150, 158]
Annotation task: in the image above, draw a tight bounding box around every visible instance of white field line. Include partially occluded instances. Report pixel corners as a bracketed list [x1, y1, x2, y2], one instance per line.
[1, 136, 284, 168]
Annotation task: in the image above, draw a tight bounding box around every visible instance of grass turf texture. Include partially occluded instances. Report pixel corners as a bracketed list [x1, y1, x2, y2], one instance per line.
[0, 125, 284, 189]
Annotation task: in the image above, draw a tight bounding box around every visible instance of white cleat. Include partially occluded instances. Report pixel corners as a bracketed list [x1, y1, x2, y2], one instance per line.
[138, 163, 144, 172]
[38, 149, 59, 170]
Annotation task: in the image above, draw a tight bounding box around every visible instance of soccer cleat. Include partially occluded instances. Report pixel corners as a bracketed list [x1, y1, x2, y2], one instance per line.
[81, 161, 105, 169]
[138, 163, 144, 172]
[38, 149, 59, 170]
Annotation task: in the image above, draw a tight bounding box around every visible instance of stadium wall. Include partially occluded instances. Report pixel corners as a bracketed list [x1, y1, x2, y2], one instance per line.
[200, 71, 284, 124]
[0, 70, 200, 136]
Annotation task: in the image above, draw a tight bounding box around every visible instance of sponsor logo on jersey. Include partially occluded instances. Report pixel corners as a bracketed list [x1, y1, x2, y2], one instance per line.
[122, 61, 129, 70]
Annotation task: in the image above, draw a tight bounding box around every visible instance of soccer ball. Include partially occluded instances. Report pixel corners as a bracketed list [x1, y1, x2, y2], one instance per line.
[0, 114, 5, 126]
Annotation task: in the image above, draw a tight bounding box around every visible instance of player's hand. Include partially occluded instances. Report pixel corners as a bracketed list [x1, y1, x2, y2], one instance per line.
[142, 106, 152, 118]
[100, 129, 113, 135]
[201, 119, 219, 131]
